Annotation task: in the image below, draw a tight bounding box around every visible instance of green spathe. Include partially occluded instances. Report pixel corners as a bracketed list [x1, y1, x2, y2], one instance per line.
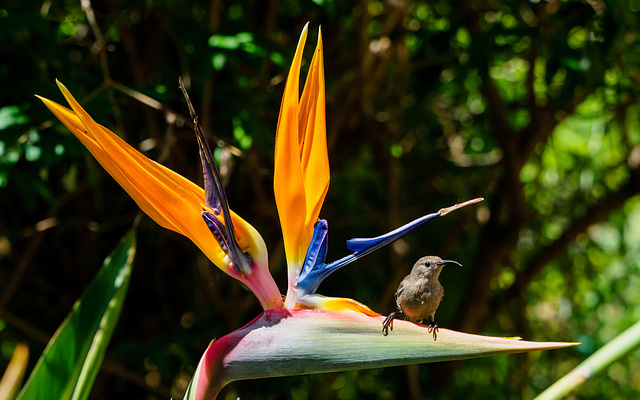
[185, 309, 577, 399]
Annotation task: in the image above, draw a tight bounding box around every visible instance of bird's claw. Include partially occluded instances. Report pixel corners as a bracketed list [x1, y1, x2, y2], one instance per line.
[382, 313, 395, 336]
[427, 320, 439, 341]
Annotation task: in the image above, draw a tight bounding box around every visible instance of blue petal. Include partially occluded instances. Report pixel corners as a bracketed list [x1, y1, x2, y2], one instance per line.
[180, 79, 251, 275]
[196, 127, 251, 274]
[295, 211, 442, 296]
[202, 211, 252, 275]
[297, 220, 329, 285]
[180, 78, 223, 212]
[199, 146, 221, 213]
[202, 211, 231, 256]
[345, 212, 441, 254]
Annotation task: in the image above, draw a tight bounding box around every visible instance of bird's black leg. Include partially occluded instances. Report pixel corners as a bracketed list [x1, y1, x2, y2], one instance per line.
[426, 316, 439, 341]
[382, 313, 395, 336]
[382, 310, 404, 336]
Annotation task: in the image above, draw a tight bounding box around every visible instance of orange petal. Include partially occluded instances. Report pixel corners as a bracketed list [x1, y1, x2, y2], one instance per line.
[38, 89, 222, 260]
[295, 294, 380, 317]
[275, 25, 331, 296]
[274, 25, 310, 275]
[37, 84, 283, 310]
[298, 29, 330, 235]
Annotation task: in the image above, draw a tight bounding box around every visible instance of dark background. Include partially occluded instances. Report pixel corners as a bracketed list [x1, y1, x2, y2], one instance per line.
[2, 0, 640, 398]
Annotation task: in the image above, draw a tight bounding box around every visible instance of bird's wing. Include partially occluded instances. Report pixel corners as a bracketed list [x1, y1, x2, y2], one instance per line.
[394, 285, 404, 310]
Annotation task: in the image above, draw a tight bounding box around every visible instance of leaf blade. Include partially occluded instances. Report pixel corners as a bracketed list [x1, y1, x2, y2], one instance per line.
[534, 319, 640, 400]
[16, 230, 136, 400]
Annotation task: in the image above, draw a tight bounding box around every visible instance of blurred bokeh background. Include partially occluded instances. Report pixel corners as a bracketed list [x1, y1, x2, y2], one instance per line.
[2, 0, 640, 398]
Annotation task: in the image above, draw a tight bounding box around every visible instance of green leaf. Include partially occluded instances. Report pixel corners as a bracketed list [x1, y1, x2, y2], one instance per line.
[0, 105, 29, 130]
[16, 230, 136, 400]
[534, 319, 640, 400]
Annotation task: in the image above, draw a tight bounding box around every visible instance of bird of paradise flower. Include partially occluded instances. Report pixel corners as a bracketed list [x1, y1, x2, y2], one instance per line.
[38, 25, 575, 400]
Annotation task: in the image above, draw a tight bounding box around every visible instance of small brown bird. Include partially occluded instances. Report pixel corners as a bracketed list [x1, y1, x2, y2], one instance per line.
[382, 256, 461, 340]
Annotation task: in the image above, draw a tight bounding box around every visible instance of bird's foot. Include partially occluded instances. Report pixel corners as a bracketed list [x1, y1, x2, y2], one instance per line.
[427, 320, 439, 341]
[382, 313, 396, 336]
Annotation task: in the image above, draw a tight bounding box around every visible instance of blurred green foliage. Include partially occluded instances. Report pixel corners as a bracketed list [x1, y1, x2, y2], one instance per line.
[2, 0, 640, 398]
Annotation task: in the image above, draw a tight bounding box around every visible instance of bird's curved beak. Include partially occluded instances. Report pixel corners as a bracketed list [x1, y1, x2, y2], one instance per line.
[438, 259, 462, 267]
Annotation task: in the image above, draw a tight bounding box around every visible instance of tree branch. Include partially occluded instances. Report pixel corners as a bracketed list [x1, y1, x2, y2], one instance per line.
[505, 167, 640, 303]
